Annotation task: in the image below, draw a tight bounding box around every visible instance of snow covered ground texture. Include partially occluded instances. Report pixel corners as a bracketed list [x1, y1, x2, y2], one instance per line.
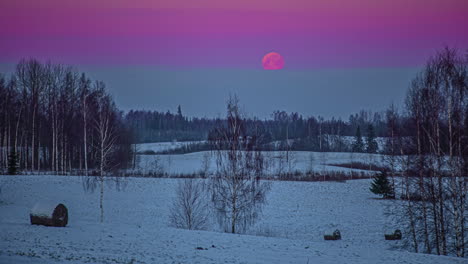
[0, 175, 465, 264]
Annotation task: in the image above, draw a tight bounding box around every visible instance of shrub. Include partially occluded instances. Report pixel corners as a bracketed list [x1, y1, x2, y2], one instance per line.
[169, 179, 208, 230]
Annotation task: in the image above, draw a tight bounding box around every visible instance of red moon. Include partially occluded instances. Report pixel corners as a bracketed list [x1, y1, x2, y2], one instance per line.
[262, 52, 284, 70]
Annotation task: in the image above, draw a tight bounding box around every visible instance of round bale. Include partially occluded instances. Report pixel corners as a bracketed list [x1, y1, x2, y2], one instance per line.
[30, 202, 68, 227]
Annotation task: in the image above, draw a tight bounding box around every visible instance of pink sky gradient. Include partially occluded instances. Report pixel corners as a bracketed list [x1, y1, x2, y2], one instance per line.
[1, 0, 467, 68]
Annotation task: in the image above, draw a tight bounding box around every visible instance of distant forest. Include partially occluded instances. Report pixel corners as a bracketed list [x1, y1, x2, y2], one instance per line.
[128, 108, 385, 140]
[125, 107, 400, 153]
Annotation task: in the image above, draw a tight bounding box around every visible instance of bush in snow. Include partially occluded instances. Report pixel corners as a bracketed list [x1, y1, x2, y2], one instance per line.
[169, 179, 208, 230]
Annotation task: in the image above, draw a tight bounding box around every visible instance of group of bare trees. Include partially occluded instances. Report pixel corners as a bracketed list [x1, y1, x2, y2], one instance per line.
[0, 59, 132, 176]
[391, 48, 468, 257]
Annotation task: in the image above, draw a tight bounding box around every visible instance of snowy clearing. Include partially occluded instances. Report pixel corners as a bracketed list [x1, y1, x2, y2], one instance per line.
[0, 175, 464, 264]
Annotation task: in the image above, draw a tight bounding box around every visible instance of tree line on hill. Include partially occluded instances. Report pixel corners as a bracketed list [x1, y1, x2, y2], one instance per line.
[125, 106, 390, 153]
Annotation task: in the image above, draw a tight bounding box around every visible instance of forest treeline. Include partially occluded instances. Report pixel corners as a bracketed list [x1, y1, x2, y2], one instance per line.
[0, 59, 132, 174]
[125, 108, 389, 143]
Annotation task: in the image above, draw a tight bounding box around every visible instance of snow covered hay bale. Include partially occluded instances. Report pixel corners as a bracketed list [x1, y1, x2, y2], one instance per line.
[385, 229, 402, 240]
[324, 229, 341, 240]
[30, 202, 68, 227]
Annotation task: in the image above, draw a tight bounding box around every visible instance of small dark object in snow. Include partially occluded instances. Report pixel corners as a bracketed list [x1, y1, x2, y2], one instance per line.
[211, 245, 216, 248]
[385, 229, 402, 240]
[30, 203, 68, 227]
[195, 247, 207, 250]
[324, 229, 341, 240]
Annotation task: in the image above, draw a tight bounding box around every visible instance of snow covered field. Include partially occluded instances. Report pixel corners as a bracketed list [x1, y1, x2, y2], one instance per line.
[136, 141, 205, 154]
[0, 175, 465, 264]
[136, 150, 384, 175]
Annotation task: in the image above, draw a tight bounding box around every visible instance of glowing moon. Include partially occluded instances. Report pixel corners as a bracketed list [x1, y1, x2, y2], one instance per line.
[262, 52, 284, 70]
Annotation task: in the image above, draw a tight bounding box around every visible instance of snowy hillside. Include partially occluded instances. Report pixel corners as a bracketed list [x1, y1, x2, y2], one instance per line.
[0, 175, 465, 264]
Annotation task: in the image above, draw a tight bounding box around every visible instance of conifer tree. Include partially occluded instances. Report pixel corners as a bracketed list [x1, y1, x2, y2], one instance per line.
[177, 105, 182, 117]
[7, 148, 18, 175]
[366, 124, 378, 153]
[352, 126, 364, 152]
[370, 170, 394, 198]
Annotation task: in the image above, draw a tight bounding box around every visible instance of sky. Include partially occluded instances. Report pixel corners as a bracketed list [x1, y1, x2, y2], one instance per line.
[1, 0, 467, 118]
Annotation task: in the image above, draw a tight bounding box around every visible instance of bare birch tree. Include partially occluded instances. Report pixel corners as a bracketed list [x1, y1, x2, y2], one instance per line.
[209, 96, 271, 233]
[79, 82, 120, 223]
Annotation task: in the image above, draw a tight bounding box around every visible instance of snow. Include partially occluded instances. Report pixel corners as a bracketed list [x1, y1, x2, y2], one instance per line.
[0, 174, 465, 264]
[134, 141, 390, 176]
[30, 202, 60, 218]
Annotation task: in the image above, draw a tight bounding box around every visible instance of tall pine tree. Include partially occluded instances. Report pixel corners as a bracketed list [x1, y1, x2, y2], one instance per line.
[177, 105, 183, 117]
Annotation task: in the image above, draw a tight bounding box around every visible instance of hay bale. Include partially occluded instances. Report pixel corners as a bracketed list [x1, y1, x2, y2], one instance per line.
[385, 229, 402, 240]
[30, 202, 68, 227]
[333, 229, 341, 239]
[324, 229, 341, 240]
[324, 235, 336, 240]
[393, 229, 402, 239]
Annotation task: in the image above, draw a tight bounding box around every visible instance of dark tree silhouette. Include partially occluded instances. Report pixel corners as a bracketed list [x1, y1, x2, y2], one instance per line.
[7, 147, 18, 175]
[370, 170, 394, 199]
[366, 124, 378, 153]
[352, 126, 364, 152]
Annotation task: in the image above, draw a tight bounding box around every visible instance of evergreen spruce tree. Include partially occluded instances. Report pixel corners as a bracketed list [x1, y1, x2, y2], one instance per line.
[366, 124, 378, 153]
[177, 105, 183, 117]
[352, 126, 364, 152]
[7, 147, 18, 175]
[370, 170, 394, 198]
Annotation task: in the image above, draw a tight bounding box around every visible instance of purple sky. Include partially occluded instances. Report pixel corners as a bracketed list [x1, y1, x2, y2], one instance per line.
[1, 0, 467, 68]
[0, 0, 467, 118]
